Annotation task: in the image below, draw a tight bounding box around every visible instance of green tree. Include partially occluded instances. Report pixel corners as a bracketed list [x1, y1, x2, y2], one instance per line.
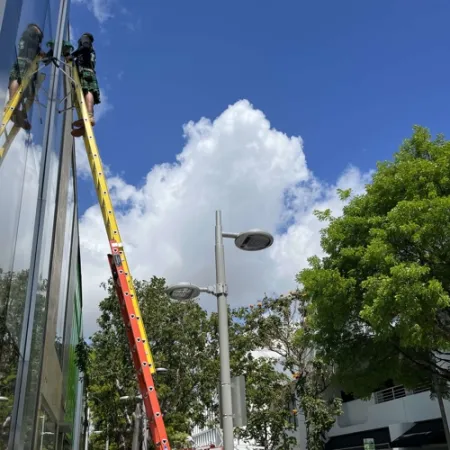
[238, 357, 294, 450]
[295, 358, 342, 450]
[299, 125, 450, 398]
[231, 294, 341, 450]
[84, 276, 218, 449]
[213, 306, 293, 450]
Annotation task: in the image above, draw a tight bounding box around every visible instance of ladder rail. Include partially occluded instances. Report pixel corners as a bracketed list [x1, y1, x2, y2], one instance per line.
[108, 252, 167, 449]
[70, 64, 156, 374]
[0, 72, 46, 165]
[70, 63, 171, 450]
[0, 56, 40, 138]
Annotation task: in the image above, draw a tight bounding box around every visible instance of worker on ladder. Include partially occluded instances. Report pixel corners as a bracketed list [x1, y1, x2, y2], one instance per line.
[6, 23, 45, 130]
[68, 33, 101, 137]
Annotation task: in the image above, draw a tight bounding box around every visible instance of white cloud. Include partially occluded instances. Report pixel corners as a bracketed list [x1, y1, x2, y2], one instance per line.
[71, 0, 114, 24]
[0, 123, 65, 348]
[69, 24, 79, 48]
[0, 130, 42, 272]
[78, 99, 371, 337]
[124, 18, 141, 33]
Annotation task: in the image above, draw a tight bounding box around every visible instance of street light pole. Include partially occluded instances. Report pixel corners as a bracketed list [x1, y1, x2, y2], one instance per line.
[132, 402, 142, 450]
[84, 407, 90, 450]
[215, 210, 234, 450]
[105, 424, 110, 450]
[166, 212, 273, 450]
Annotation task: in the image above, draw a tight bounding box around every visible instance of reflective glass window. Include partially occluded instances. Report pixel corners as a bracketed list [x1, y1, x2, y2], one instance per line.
[35, 407, 56, 450]
[0, 0, 56, 445]
[55, 161, 74, 364]
[9, 0, 69, 448]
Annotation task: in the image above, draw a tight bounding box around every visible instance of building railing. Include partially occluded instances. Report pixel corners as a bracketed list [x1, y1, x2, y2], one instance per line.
[411, 384, 431, 394]
[373, 384, 431, 404]
[374, 385, 407, 404]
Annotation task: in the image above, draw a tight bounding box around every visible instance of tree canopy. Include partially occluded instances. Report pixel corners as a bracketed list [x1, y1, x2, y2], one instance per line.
[80, 277, 339, 450]
[79, 276, 218, 449]
[232, 294, 342, 450]
[299, 125, 450, 398]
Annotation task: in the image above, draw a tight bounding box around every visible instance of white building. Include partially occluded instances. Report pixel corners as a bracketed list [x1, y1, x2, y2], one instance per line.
[191, 382, 450, 450]
[325, 383, 449, 449]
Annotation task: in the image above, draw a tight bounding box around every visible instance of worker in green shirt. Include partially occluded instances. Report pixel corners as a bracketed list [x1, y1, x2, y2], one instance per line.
[67, 33, 101, 137]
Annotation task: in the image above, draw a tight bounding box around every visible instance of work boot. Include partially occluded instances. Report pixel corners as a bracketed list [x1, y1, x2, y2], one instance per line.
[71, 127, 85, 138]
[72, 114, 95, 128]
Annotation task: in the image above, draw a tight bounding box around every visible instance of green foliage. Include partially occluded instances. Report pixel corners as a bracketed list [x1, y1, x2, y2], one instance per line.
[85, 271, 346, 450]
[313, 209, 332, 222]
[86, 276, 218, 449]
[75, 340, 91, 380]
[86, 277, 323, 450]
[298, 125, 450, 397]
[337, 188, 352, 201]
[232, 294, 342, 450]
[296, 359, 342, 450]
[238, 358, 295, 450]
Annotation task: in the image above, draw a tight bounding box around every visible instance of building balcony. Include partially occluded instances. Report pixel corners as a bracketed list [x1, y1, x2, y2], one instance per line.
[328, 384, 448, 438]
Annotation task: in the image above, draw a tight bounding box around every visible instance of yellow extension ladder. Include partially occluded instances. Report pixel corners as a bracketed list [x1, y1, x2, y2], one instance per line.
[70, 63, 171, 450]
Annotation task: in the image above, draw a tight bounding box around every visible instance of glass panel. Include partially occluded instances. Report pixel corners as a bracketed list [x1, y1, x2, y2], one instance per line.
[15, 1, 69, 447]
[0, 2, 29, 111]
[62, 219, 80, 446]
[0, 0, 57, 446]
[55, 162, 74, 363]
[35, 407, 56, 450]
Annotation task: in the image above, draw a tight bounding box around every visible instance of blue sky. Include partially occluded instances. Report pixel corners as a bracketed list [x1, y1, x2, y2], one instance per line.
[70, 0, 450, 334]
[71, 0, 450, 212]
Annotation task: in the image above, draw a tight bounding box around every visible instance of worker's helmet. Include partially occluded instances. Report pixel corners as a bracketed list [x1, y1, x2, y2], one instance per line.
[81, 32, 94, 43]
[27, 23, 43, 42]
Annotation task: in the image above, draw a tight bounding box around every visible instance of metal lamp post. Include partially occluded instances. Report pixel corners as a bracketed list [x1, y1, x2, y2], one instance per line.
[166, 210, 274, 450]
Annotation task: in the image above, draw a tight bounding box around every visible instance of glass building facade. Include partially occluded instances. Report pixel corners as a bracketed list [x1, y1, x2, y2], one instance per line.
[0, 0, 84, 448]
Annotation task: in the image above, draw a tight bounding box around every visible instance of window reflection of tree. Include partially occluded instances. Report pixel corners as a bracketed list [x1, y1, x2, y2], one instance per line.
[0, 269, 48, 448]
[37, 411, 57, 450]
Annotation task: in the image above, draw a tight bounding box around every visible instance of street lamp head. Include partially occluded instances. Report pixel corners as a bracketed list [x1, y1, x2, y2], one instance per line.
[166, 283, 201, 301]
[234, 230, 274, 251]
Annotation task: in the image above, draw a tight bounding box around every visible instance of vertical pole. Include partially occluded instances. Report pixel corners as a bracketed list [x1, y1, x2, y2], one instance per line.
[434, 375, 450, 449]
[215, 210, 234, 450]
[84, 407, 90, 450]
[104, 423, 109, 450]
[39, 415, 45, 450]
[132, 402, 141, 450]
[142, 399, 148, 450]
